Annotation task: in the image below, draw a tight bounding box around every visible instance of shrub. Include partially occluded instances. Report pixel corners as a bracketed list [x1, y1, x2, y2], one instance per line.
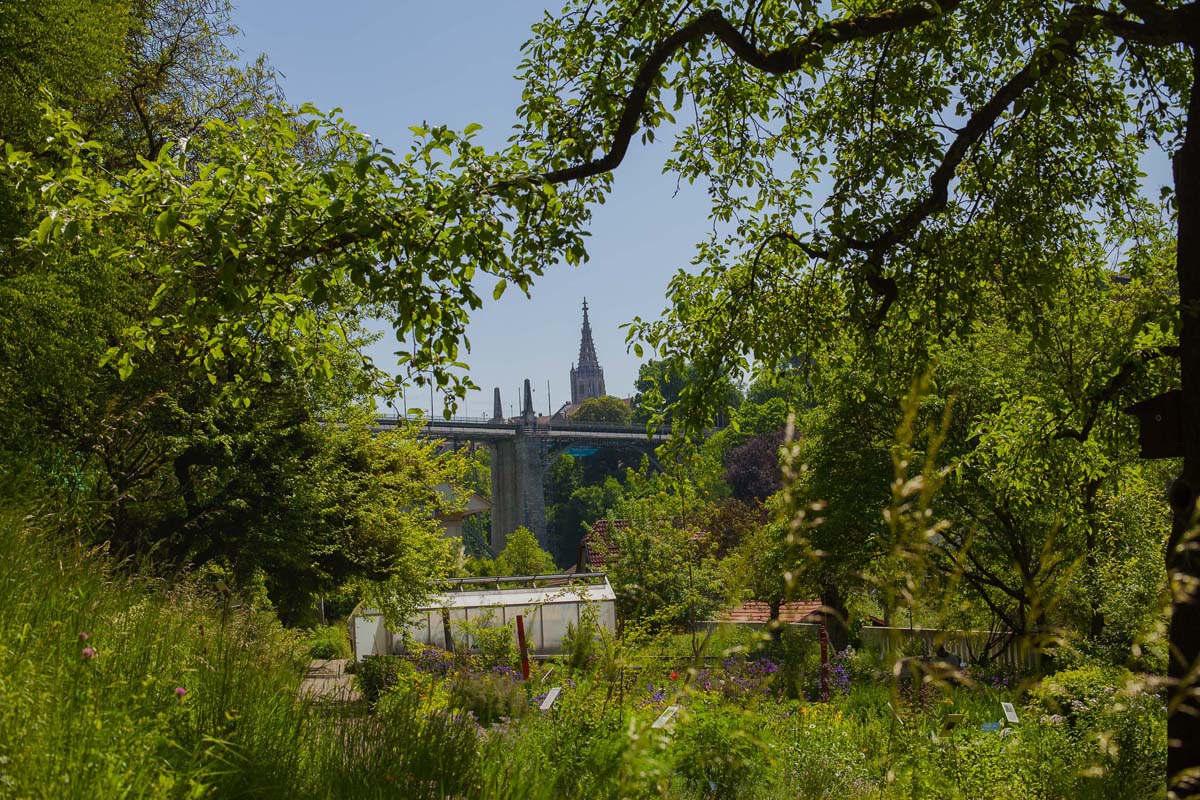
[760, 626, 816, 699]
[561, 602, 602, 673]
[1028, 665, 1166, 797]
[1028, 665, 1136, 723]
[672, 705, 770, 798]
[775, 702, 875, 799]
[412, 643, 457, 677]
[305, 623, 350, 659]
[356, 655, 404, 704]
[457, 610, 522, 669]
[448, 668, 528, 726]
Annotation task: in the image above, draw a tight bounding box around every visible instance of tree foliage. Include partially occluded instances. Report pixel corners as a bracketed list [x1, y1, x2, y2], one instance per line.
[0, 0, 472, 623]
[495, 525, 558, 576]
[570, 394, 633, 425]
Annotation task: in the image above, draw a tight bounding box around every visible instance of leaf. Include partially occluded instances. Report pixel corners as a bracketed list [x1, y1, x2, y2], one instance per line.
[155, 208, 179, 240]
[464, 122, 483, 135]
[35, 216, 55, 244]
[492, 279, 507, 300]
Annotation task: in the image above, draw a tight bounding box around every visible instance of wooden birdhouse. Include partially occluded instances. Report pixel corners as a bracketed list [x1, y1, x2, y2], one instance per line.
[1125, 390, 1183, 459]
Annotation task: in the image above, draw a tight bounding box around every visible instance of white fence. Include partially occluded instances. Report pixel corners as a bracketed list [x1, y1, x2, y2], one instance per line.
[700, 621, 1041, 670]
[857, 626, 1041, 671]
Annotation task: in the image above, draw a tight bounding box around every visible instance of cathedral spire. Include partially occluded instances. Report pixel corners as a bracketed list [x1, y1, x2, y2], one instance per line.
[570, 298, 606, 405]
[577, 298, 599, 368]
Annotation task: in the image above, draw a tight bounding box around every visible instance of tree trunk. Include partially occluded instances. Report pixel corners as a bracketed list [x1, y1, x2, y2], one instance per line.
[820, 582, 850, 652]
[767, 596, 783, 641]
[1083, 480, 1106, 642]
[1169, 45, 1200, 796]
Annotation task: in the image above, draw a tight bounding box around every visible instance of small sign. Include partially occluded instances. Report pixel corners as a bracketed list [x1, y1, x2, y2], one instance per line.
[651, 705, 679, 730]
[539, 686, 561, 711]
[941, 713, 964, 732]
[981, 721, 1001, 733]
[1001, 702, 1019, 724]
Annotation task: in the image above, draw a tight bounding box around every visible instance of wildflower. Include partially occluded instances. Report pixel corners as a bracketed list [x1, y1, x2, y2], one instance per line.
[78, 631, 89, 642]
[669, 671, 679, 681]
[174, 687, 188, 698]
[81, 646, 97, 660]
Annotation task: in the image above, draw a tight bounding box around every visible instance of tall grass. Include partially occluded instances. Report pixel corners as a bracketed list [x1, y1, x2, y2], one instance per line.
[0, 508, 575, 798]
[0, 508, 1166, 798]
[0, 508, 313, 795]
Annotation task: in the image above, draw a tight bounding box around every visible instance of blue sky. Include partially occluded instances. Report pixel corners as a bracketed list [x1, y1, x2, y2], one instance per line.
[233, 3, 1175, 417]
[234, 1, 713, 418]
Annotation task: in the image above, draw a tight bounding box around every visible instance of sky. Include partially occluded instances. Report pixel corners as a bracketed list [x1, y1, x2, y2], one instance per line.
[232, 2, 1176, 418]
[233, 1, 713, 419]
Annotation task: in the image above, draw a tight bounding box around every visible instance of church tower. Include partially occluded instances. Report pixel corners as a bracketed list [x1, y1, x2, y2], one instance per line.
[570, 298, 606, 404]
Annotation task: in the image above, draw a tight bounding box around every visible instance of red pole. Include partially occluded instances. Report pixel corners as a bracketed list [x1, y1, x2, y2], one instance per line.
[819, 623, 830, 702]
[516, 614, 530, 680]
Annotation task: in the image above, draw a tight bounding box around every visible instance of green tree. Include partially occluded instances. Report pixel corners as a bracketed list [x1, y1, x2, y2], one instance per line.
[604, 519, 724, 633]
[101, 0, 281, 164]
[570, 395, 633, 425]
[495, 526, 557, 576]
[780, 259, 1174, 656]
[512, 1, 1197, 777]
[632, 358, 742, 425]
[0, 0, 131, 149]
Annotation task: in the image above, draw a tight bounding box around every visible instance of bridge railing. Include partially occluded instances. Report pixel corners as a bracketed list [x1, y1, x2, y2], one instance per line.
[374, 414, 517, 430]
[373, 414, 672, 437]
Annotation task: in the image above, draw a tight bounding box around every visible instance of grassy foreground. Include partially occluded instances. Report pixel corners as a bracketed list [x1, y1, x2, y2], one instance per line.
[0, 510, 1167, 798]
[0, 511, 494, 799]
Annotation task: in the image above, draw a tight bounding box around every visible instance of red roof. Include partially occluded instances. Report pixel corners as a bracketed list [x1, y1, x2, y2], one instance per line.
[577, 519, 627, 571]
[719, 600, 824, 624]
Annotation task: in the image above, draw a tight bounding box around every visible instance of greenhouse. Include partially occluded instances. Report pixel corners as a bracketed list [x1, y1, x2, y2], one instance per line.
[351, 573, 616, 661]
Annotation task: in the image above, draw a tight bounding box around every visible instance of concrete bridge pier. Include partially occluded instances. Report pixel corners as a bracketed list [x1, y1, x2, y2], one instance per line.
[489, 437, 548, 553]
[489, 380, 549, 553]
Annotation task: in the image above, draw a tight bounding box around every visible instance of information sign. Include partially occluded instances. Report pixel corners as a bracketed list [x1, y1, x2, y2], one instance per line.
[539, 686, 561, 711]
[651, 705, 679, 730]
[1001, 702, 1020, 724]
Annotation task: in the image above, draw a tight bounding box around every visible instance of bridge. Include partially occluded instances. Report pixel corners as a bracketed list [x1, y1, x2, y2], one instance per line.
[374, 379, 670, 553]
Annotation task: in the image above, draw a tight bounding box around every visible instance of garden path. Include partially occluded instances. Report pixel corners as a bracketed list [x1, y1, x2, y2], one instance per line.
[299, 658, 360, 703]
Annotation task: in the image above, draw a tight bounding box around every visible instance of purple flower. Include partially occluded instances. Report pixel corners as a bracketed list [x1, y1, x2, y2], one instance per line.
[78, 631, 89, 642]
[81, 646, 97, 660]
[174, 686, 188, 698]
[490, 665, 521, 680]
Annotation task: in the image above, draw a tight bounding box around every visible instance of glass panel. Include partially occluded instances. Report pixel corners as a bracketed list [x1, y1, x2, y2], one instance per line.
[540, 601, 577, 652]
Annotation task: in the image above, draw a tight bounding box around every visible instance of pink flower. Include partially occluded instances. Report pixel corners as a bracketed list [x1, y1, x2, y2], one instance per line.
[174, 686, 187, 698]
[81, 647, 97, 660]
[78, 631, 89, 641]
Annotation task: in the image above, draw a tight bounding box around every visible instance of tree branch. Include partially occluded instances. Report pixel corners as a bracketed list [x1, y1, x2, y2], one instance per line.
[1056, 345, 1177, 441]
[527, 2, 965, 187]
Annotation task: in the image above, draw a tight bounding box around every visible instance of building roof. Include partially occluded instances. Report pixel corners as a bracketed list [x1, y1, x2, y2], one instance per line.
[577, 519, 628, 571]
[718, 600, 824, 624]
[417, 582, 616, 611]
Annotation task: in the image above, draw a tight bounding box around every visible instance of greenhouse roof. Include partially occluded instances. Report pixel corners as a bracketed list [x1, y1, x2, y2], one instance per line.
[358, 574, 615, 617]
[419, 581, 615, 610]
